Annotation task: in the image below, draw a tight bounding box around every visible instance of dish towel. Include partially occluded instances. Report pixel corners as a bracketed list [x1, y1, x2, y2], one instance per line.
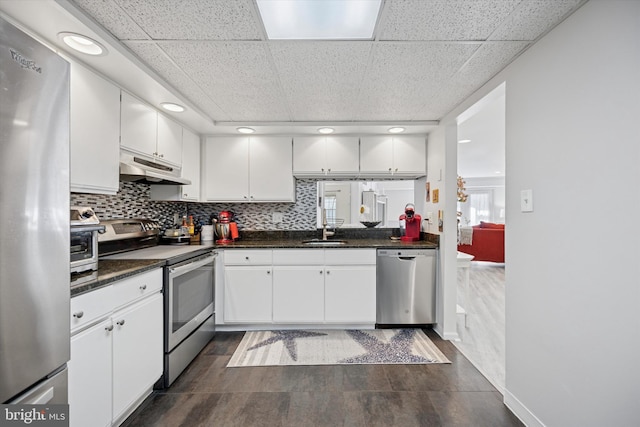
[459, 226, 473, 245]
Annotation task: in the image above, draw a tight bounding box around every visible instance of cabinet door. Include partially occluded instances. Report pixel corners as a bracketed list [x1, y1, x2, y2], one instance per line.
[392, 135, 426, 175]
[120, 92, 157, 157]
[156, 114, 183, 166]
[224, 267, 272, 322]
[325, 266, 376, 323]
[293, 136, 326, 175]
[70, 61, 120, 195]
[325, 136, 360, 175]
[204, 136, 249, 201]
[112, 293, 163, 422]
[272, 266, 325, 323]
[180, 128, 200, 201]
[360, 136, 393, 175]
[249, 136, 294, 201]
[69, 319, 112, 427]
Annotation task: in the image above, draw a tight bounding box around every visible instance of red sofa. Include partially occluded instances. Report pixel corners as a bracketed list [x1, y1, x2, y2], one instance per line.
[457, 221, 505, 263]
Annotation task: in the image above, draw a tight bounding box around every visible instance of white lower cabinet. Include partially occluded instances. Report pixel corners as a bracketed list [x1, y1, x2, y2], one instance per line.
[324, 266, 376, 323]
[69, 269, 163, 427]
[224, 267, 273, 322]
[112, 294, 163, 423]
[272, 266, 325, 323]
[220, 248, 376, 326]
[69, 319, 112, 427]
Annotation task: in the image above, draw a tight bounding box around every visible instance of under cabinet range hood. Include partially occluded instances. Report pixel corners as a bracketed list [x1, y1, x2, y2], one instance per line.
[120, 152, 191, 185]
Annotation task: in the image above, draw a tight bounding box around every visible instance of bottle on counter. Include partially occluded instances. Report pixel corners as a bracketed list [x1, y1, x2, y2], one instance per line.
[188, 215, 195, 236]
[180, 216, 189, 236]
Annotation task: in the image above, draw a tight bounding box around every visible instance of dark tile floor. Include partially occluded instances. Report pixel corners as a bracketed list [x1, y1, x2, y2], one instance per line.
[122, 330, 523, 427]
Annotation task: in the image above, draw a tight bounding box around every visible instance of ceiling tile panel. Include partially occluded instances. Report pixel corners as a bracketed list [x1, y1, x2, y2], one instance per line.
[72, 0, 150, 39]
[158, 41, 290, 121]
[114, 0, 262, 40]
[489, 0, 585, 41]
[268, 42, 373, 121]
[354, 42, 480, 120]
[124, 42, 231, 121]
[379, 0, 521, 41]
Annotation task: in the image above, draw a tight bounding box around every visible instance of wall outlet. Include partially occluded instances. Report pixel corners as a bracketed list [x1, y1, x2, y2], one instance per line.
[272, 212, 284, 223]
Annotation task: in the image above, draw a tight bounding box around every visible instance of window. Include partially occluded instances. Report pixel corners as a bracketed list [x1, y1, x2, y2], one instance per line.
[458, 189, 493, 226]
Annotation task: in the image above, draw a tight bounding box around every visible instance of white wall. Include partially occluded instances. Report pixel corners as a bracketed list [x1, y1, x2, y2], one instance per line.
[437, 0, 640, 425]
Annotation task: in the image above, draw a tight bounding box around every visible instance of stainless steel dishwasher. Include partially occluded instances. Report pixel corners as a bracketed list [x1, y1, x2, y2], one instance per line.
[376, 249, 437, 325]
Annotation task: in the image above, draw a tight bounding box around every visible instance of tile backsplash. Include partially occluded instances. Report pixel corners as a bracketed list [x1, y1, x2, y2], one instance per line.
[70, 179, 317, 231]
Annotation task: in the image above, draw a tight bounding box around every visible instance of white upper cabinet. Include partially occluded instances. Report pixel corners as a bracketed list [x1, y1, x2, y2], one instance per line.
[120, 92, 183, 167]
[293, 136, 359, 177]
[204, 136, 294, 202]
[360, 135, 426, 178]
[70, 61, 120, 195]
[150, 128, 201, 201]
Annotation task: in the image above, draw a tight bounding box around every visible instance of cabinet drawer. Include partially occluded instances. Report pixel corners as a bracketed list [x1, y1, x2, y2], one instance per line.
[112, 269, 163, 309]
[224, 249, 272, 265]
[273, 249, 324, 265]
[71, 285, 114, 333]
[325, 249, 376, 265]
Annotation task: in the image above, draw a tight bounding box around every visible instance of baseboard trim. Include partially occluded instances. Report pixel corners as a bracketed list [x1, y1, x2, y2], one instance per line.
[433, 325, 460, 341]
[504, 389, 546, 427]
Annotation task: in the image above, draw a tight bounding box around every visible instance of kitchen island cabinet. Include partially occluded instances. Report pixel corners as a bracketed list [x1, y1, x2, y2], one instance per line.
[69, 269, 162, 427]
[70, 60, 120, 195]
[204, 136, 294, 202]
[360, 135, 426, 178]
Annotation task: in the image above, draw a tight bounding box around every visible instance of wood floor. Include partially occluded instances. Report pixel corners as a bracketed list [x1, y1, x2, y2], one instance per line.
[122, 329, 522, 427]
[454, 262, 506, 393]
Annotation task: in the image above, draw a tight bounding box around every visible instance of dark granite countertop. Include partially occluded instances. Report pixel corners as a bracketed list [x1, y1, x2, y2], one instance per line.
[211, 229, 439, 250]
[70, 259, 164, 297]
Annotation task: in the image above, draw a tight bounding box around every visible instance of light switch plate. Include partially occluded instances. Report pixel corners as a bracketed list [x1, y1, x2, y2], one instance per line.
[521, 189, 533, 212]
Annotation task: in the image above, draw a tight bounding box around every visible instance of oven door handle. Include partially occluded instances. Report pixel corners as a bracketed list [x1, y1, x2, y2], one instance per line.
[169, 254, 216, 277]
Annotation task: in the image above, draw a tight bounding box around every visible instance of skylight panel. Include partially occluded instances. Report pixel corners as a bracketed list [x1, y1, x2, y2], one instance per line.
[257, 0, 382, 40]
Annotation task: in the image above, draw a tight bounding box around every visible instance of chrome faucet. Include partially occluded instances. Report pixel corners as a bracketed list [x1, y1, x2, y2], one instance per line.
[321, 208, 334, 240]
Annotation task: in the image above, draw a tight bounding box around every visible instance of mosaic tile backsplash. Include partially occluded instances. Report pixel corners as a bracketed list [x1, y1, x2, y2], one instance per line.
[70, 180, 318, 231]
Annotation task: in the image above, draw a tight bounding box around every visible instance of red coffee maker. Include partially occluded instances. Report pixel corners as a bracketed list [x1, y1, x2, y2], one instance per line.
[399, 203, 421, 242]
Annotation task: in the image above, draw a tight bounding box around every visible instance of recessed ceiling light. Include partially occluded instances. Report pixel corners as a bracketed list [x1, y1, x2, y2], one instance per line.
[237, 127, 255, 134]
[458, 139, 471, 143]
[388, 127, 405, 134]
[318, 127, 334, 134]
[58, 32, 107, 56]
[160, 102, 185, 113]
[257, 0, 382, 40]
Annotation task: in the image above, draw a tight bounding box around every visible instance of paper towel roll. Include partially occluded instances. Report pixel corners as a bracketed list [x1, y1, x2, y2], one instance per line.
[201, 225, 214, 241]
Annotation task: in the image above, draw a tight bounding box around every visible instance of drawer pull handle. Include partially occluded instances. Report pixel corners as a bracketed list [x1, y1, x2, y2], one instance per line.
[116, 320, 125, 326]
[245, 256, 249, 260]
[105, 325, 114, 332]
[267, 270, 271, 275]
[326, 270, 331, 274]
[73, 311, 84, 319]
[319, 270, 323, 274]
[140, 285, 147, 290]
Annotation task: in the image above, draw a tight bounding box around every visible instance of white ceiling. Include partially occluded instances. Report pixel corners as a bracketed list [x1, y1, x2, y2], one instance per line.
[0, 0, 584, 155]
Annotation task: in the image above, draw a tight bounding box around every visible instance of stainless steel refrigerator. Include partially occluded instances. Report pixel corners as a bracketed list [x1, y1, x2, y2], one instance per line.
[0, 16, 70, 404]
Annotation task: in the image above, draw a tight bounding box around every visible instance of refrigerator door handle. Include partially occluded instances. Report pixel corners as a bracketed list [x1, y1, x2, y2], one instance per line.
[31, 387, 54, 404]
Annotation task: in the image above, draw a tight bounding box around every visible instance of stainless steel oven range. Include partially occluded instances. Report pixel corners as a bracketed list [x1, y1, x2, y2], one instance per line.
[99, 219, 216, 388]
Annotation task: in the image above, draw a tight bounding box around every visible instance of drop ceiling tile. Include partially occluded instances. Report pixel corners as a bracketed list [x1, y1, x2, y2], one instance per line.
[354, 42, 479, 120]
[490, 0, 585, 41]
[158, 42, 290, 121]
[113, 0, 262, 40]
[72, 0, 149, 39]
[124, 42, 231, 121]
[379, 0, 521, 41]
[268, 42, 373, 121]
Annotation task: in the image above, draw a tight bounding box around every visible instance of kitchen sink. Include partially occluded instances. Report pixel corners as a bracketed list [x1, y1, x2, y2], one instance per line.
[302, 239, 347, 246]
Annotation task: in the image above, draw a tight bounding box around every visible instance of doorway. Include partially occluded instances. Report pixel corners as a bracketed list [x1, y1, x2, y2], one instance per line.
[454, 83, 506, 392]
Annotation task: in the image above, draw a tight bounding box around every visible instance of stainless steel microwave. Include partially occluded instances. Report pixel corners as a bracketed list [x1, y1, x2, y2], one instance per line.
[70, 224, 105, 274]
